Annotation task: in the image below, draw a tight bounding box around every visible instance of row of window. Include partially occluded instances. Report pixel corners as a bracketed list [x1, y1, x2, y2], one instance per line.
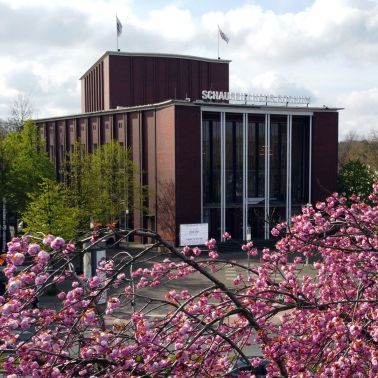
[202, 112, 310, 239]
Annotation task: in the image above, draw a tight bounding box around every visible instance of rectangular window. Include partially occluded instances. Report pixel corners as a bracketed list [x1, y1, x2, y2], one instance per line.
[291, 116, 309, 206]
[203, 112, 221, 205]
[270, 116, 287, 203]
[202, 112, 221, 239]
[225, 113, 243, 204]
[248, 114, 265, 198]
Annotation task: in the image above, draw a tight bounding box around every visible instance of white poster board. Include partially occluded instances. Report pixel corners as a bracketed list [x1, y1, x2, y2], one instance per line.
[180, 223, 208, 246]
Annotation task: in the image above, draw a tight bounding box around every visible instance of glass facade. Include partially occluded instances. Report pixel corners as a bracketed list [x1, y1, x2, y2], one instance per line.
[225, 113, 243, 239]
[247, 115, 265, 239]
[202, 112, 221, 238]
[202, 110, 311, 240]
[269, 116, 287, 229]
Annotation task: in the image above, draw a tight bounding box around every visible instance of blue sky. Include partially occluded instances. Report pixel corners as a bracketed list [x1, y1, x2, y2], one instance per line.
[132, 0, 314, 16]
[0, 0, 377, 138]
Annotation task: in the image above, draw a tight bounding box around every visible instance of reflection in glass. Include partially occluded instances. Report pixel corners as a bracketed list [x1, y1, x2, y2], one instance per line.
[248, 115, 265, 198]
[247, 114, 266, 239]
[225, 113, 243, 239]
[292, 116, 309, 205]
[225, 114, 243, 203]
[203, 112, 221, 238]
[201, 111, 311, 241]
[203, 112, 221, 205]
[270, 116, 287, 204]
[269, 116, 287, 229]
[203, 208, 221, 240]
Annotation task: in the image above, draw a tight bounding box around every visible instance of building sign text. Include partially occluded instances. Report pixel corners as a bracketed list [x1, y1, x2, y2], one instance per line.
[201, 90, 311, 105]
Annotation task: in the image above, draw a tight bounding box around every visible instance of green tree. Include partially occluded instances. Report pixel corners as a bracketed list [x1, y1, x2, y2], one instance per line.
[84, 141, 144, 225]
[22, 178, 81, 240]
[63, 141, 145, 228]
[338, 130, 378, 171]
[338, 159, 377, 202]
[62, 142, 91, 232]
[1, 120, 54, 228]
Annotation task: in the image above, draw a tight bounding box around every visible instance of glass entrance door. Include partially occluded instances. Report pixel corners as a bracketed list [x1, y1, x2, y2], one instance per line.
[246, 114, 266, 240]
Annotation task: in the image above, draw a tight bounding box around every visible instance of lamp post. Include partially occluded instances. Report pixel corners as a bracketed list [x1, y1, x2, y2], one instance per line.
[124, 208, 129, 230]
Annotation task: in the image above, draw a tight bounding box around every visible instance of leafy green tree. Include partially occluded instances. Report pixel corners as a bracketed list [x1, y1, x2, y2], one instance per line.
[63, 141, 145, 227]
[62, 142, 91, 232]
[84, 141, 144, 225]
[1, 120, 54, 228]
[338, 159, 378, 202]
[338, 130, 378, 171]
[22, 178, 81, 240]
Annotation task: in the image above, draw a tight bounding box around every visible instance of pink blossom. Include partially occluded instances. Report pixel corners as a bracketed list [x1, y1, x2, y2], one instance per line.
[35, 274, 48, 286]
[10, 252, 25, 266]
[222, 232, 231, 240]
[106, 297, 121, 314]
[57, 292, 66, 300]
[42, 234, 55, 246]
[205, 238, 217, 250]
[89, 276, 102, 289]
[36, 250, 50, 264]
[63, 243, 75, 255]
[27, 243, 41, 256]
[192, 247, 201, 256]
[209, 250, 219, 259]
[116, 273, 126, 281]
[0, 185, 377, 377]
[271, 227, 280, 237]
[50, 237, 65, 250]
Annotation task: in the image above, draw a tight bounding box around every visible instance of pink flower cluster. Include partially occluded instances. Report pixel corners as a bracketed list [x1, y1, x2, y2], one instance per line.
[0, 184, 377, 377]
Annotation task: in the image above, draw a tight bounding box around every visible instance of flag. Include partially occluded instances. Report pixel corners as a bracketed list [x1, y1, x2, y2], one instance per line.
[218, 26, 229, 43]
[117, 16, 123, 37]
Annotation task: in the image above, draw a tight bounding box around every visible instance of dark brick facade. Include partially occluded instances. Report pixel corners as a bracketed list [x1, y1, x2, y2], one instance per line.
[80, 52, 230, 113]
[36, 52, 340, 244]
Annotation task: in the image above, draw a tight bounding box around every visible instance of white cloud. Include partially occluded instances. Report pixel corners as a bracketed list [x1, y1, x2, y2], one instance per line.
[338, 87, 378, 139]
[134, 5, 195, 40]
[0, 0, 376, 138]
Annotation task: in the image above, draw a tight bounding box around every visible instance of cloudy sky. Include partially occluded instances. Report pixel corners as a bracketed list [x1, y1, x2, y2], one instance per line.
[0, 0, 377, 139]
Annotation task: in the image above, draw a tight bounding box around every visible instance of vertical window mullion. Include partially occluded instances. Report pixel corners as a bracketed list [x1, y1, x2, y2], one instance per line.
[264, 114, 270, 240]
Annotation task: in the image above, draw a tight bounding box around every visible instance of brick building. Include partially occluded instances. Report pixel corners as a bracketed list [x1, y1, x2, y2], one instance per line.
[35, 51, 339, 244]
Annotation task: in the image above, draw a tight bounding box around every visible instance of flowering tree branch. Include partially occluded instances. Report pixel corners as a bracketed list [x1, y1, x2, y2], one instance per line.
[0, 184, 377, 377]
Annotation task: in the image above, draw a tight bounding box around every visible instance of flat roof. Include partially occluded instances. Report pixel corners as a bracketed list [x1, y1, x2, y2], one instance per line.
[195, 101, 343, 112]
[34, 100, 342, 123]
[80, 51, 231, 79]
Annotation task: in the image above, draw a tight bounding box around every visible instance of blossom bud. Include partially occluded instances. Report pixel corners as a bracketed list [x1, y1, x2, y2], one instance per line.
[50, 237, 65, 250]
[11, 252, 25, 266]
[36, 250, 50, 264]
[27, 243, 41, 256]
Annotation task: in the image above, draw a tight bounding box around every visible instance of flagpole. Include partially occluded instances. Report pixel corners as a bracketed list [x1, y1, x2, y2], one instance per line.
[116, 14, 119, 51]
[217, 26, 220, 59]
